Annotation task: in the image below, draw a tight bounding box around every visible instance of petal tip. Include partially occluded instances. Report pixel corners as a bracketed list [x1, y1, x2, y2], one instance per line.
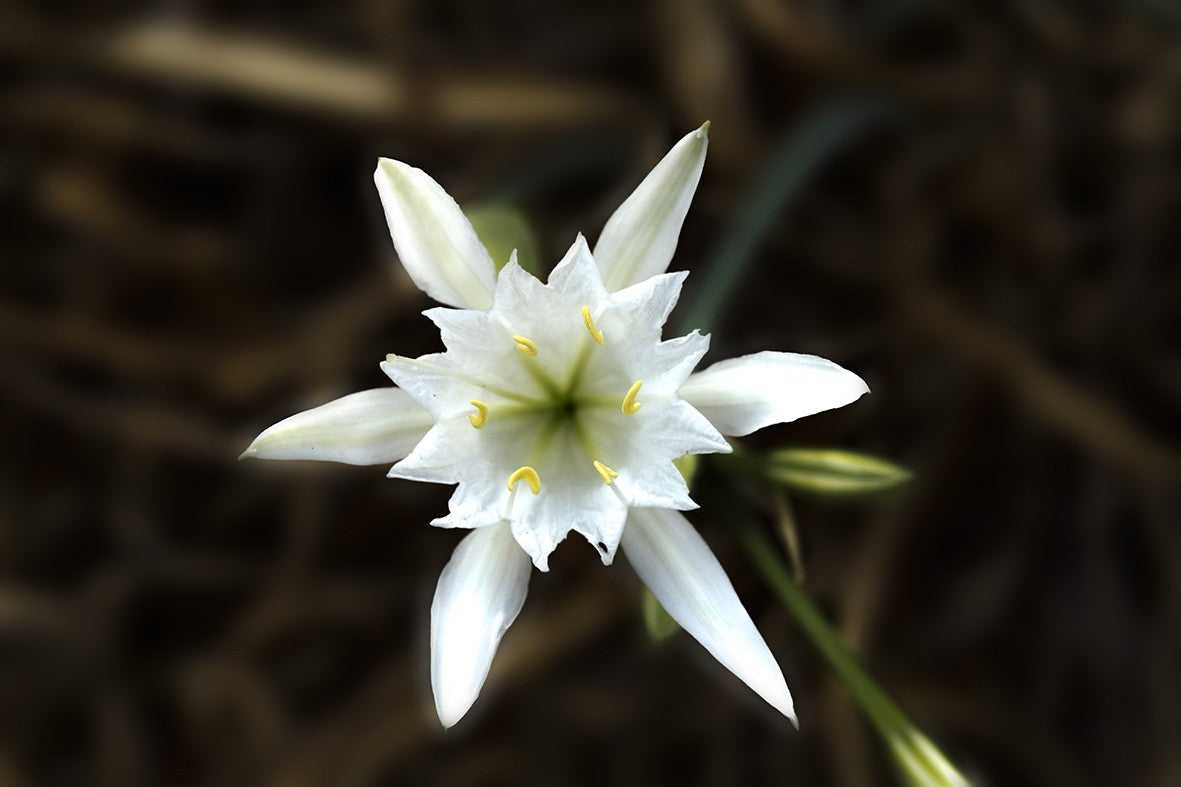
[855, 371, 873, 399]
[707, 437, 734, 455]
[762, 678, 797, 723]
[237, 445, 259, 461]
[373, 157, 403, 187]
[849, 373, 871, 402]
[757, 680, 797, 724]
[435, 697, 472, 730]
[588, 536, 618, 566]
[696, 120, 711, 139]
[374, 155, 404, 174]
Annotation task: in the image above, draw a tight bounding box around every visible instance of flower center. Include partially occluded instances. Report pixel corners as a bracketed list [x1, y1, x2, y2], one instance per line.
[477, 305, 642, 502]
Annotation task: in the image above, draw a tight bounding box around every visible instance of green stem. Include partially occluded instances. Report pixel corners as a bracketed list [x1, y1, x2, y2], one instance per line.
[712, 479, 970, 786]
[733, 518, 908, 734]
[700, 475, 908, 734]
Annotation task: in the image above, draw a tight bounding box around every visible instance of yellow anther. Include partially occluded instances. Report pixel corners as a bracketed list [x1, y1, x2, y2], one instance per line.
[581, 306, 604, 345]
[507, 466, 541, 495]
[468, 400, 488, 429]
[512, 335, 539, 357]
[593, 460, 619, 486]
[622, 380, 644, 414]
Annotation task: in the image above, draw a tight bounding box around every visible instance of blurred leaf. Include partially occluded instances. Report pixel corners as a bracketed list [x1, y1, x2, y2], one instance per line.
[887, 727, 972, 787]
[466, 203, 543, 276]
[642, 588, 680, 643]
[673, 453, 700, 488]
[758, 447, 912, 496]
[677, 93, 901, 335]
[771, 489, 806, 583]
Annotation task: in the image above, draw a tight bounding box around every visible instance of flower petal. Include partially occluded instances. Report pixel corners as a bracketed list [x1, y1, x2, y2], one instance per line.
[505, 440, 630, 571]
[546, 233, 608, 300]
[241, 388, 433, 465]
[431, 521, 531, 728]
[644, 330, 712, 392]
[594, 124, 709, 292]
[679, 351, 869, 437]
[621, 507, 796, 721]
[374, 158, 497, 309]
[608, 270, 688, 345]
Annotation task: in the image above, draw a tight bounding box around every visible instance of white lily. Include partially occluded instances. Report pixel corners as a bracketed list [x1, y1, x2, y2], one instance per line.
[243, 124, 869, 728]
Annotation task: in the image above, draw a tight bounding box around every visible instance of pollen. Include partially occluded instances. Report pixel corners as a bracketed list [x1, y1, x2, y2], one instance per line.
[622, 380, 644, 414]
[593, 460, 619, 485]
[468, 400, 488, 429]
[507, 466, 541, 494]
[581, 306, 604, 345]
[512, 335, 539, 357]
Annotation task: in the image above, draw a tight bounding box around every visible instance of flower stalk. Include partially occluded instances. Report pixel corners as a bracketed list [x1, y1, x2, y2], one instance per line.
[707, 477, 969, 786]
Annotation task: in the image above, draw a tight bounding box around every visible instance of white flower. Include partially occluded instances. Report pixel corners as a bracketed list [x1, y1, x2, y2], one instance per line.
[243, 124, 869, 729]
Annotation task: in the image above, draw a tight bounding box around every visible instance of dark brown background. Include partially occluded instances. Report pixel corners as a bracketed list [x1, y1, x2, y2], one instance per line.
[2, 1, 1180, 785]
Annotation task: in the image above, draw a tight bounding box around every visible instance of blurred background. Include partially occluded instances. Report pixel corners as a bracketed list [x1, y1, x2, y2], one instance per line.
[2, 1, 1180, 785]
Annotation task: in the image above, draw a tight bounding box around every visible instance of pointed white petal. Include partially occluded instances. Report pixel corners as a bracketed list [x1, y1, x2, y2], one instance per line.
[645, 330, 711, 392]
[608, 270, 688, 344]
[241, 388, 432, 465]
[431, 522, 531, 728]
[594, 124, 709, 292]
[622, 508, 795, 721]
[587, 398, 727, 513]
[492, 251, 551, 314]
[506, 430, 630, 572]
[679, 351, 869, 437]
[374, 158, 497, 309]
[546, 234, 607, 300]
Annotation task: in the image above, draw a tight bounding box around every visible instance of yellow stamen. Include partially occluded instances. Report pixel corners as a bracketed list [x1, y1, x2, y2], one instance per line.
[468, 400, 488, 429]
[593, 460, 619, 485]
[581, 306, 604, 345]
[622, 380, 643, 414]
[507, 466, 541, 494]
[512, 335, 539, 357]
